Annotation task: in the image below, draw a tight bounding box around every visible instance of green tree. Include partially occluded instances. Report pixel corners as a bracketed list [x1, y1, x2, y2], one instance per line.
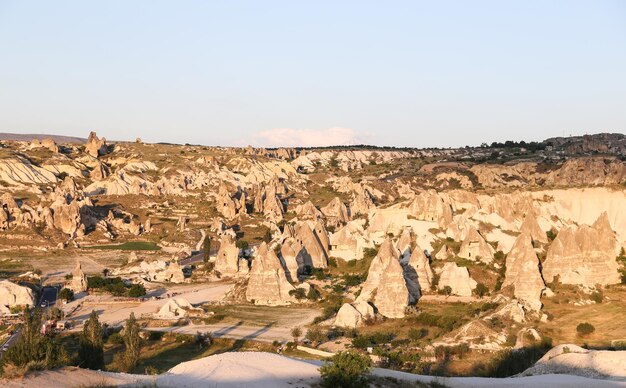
[473, 283, 489, 298]
[128, 284, 146, 298]
[319, 351, 372, 388]
[79, 310, 104, 370]
[291, 327, 302, 344]
[203, 234, 211, 264]
[59, 288, 74, 302]
[122, 312, 142, 371]
[576, 322, 595, 336]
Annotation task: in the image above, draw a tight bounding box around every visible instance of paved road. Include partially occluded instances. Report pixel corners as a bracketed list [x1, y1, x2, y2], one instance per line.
[0, 329, 20, 358]
[40, 286, 59, 309]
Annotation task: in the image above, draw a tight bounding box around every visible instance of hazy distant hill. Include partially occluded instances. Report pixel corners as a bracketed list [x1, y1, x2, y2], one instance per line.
[0, 133, 86, 143]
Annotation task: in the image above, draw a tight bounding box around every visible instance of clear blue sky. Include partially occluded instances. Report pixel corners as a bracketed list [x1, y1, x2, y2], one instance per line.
[0, 1, 625, 147]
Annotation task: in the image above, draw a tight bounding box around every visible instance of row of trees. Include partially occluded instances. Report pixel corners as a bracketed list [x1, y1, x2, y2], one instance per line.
[2, 310, 142, 374]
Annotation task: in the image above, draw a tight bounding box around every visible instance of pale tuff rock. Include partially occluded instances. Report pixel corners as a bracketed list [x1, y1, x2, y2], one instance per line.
[29, 138, 59, 153]
[519, 213, 548, 245]
[294, 201, 324, 221]
[320, 197, 350, 228]
[409, 190, 454, 228]
[214, 235, 241, 277]
[458, 226, 495, 263]
[294, 222, 328, 269]
[89, 161, 110, 181]
[217, 183, 243, 220]
[405, 245, 433, 296]
[329, 221, 373, 261]
[438, 262, 477, 297]
[396, 228, 414, 262]
[162, 261, 185, 283]
[0, 280, 35, 307]
[435, 245, 450, 261]
[177, 216, 187, 232]
[502, 234, 545, 311]
[445, 214, 472, 241]
[51, 200, 84, 238]
[67, 261, 88, 293]
[357, 238, 398, 303]
[349, 184, 376, 216]
[313, 221, 330, 257]
[489, 297, 526, 323]
[246, 242, 296, 305]
[195, 229, 207, 252]
[334, 301, 375, 328]
[85, 131, 108, 158]
[375, 257, 411, 318]
[0, 156, 58, 186]
[279, 238, 306, 282]
[156, 297, 199, 319]
[261, 183, 284, 223]
[143, 218, 152, 233]
[542, 212, 620, 285]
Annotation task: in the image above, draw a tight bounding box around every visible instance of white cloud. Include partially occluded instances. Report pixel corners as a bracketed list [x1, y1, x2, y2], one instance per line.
[253, 127, 361, 147]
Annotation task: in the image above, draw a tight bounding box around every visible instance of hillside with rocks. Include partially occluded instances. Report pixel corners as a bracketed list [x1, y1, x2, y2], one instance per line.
[0, 131, 625, 385]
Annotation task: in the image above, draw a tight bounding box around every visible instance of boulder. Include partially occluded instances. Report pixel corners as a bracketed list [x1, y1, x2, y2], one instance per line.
[543, 212, 620, 286]
[246, 243, 296, 305]
[502, 233, 545, 311]
[334, 301, 375, 328]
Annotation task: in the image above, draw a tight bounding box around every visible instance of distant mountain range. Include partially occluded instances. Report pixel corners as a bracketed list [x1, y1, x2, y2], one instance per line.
[0, 132, 86, 143]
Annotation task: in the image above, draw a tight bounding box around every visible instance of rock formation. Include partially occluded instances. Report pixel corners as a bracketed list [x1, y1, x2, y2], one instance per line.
[334, 301, 375, 328]
[438, 262, 477, 297]
[85, 131, 108, 158]
[404, 245, 433, 296]
[357, 237, 398, 303]
[320, 197, 350, 227]
[519, 213, 548, 245]
[294, 222, 328, 269]
[458, 227, 495, 263]
[502, 233, 545, 311]
[246, 243, 296, 305]
[374, 257, 411, 318]
[67, 261, 88, 293]
[214, 235, 241, 277]
[542, 212, 620, 285]
[0, 280, 35, 307]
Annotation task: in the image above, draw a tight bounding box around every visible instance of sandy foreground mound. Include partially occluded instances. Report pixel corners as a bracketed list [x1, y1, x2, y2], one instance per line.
[521, 344, 626, 379]
[2, 349, 625, 387]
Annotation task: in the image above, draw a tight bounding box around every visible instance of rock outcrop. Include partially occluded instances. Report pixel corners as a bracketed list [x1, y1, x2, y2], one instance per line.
[404, 245, 433, 296]
[214, 235, 240, 277]
[542, 213, 620, 285]
[374, 257, 411, 318]
[320, 197, 350, 227]
[0, 280, 35, 307]
[246, 243, 296, 305]
[519, 213, 548, 245]
[85, 131, 108, 158]
[294, 223, 328, 269]
[438, 262, 477, 297]
[334, 301, 374, 328]
[458, 227, 495, 263]
[502, 234, 545, 311]
[67, 261, 88, 293]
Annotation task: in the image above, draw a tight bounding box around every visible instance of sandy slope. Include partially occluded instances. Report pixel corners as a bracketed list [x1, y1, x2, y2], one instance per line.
[2, 348, 625, 387]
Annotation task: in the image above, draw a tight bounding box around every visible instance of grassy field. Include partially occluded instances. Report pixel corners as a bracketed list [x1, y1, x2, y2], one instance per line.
[86, 241, 161, 251]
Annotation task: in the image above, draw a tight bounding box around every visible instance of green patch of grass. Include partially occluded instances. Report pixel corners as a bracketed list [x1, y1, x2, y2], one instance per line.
[86, 241, 161, 251]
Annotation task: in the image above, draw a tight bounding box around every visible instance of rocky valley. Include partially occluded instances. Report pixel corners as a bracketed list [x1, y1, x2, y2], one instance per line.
[0, 132, 626, 386]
